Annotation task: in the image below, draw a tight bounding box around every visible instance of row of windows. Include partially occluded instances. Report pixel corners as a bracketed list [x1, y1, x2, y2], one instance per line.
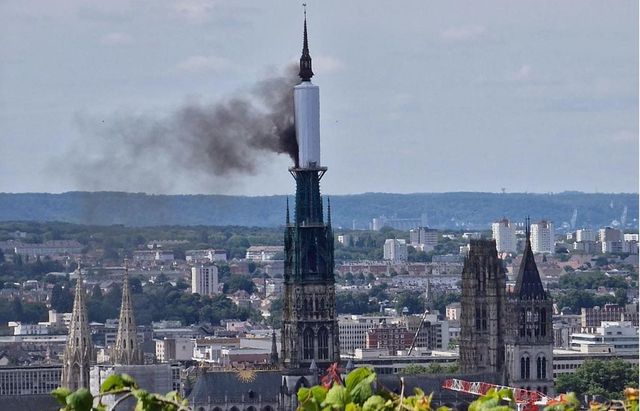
[520, 355, 547, 380]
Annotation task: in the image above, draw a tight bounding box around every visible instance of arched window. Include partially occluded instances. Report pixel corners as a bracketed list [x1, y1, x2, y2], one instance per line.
[536, 355, 547, 379]
[540, 308, 547, 337]
[519, 309, 526, 337]
[521, 355, 530, 380]
[481, 307, 487, 330]
[303, 328, 314, 359]
[536, 357, 542, 379]
[317, 327, 329, 360]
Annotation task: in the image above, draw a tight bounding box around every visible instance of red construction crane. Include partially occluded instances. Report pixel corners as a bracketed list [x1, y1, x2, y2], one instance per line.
[442, 378, 550, 411]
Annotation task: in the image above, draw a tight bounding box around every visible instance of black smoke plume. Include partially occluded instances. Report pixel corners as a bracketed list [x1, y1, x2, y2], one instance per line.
[65, 65, 299, 193]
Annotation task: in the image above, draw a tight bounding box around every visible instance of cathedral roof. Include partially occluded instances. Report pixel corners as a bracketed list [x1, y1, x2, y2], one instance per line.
[513, 225, 547, 300]
[188, 370, 282, 404]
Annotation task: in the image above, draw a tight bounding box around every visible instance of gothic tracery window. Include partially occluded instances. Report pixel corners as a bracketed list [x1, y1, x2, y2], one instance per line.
[317, 327, 329, 360]
[520, 355, 530, 380]
[303, 328, 314, 359]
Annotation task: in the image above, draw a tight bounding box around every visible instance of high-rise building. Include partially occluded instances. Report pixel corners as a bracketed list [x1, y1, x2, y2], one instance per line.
[575, 229, 595, 243]
[459, 240, 507, 374]
[61, 266, 94, 390]
[191, 265, 219, 296]
[504, 223, 554, 394]
[492, 218, 517, 253]
[531, 220, 554, 254]
[280, 12, 339, 378]
[383, 239, 408, 262]
[112, 265, 144, 365]
[409, 227, 438, 252]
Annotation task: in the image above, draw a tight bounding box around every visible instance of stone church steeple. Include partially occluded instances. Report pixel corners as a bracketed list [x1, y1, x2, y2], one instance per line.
[112, 261, 143, 365]
[61, 264, 93, 390]
[504, 220, 554, 394]
[281, 9, 339, 372]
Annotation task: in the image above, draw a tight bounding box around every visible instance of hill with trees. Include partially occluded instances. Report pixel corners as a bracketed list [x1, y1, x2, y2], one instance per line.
[0, 191, 636, 229]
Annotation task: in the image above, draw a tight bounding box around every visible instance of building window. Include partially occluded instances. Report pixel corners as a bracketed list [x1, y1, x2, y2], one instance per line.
[481, 307, 487, 330]
[317, 327, 329, 360]
[521, 355, 530, 380]
[303, 328, 315, 359]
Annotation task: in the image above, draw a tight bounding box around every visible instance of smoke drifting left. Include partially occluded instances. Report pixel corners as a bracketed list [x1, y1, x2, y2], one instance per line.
[65, 65, 299, 193]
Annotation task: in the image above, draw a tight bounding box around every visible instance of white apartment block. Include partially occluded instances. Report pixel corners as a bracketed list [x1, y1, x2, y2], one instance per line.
[383, 239, 408, 262]
[575, 229, 595, 243]
[599, 227, 623, 242]
[492, 219, 517, 253]
[531, 220, 554, 254]
[245, 246, 284, 262]
[155, 337, 193, 362]
[191, 265, 219, 296]
[185, 249, 227, 263]
[624, 233, 639, 242]
[338, 315, 393, 355]
[569, 321, 639, 355]
[409, 227, 438, 250]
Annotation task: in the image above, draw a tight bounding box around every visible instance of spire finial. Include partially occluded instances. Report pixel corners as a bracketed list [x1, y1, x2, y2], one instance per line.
[525, 216, 531, 240]
[299, 4, 314, 81]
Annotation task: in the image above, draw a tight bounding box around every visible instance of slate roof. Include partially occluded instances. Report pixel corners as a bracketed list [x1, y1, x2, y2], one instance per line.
[188, 370, 281, 404]
[513, 234, 547, 300]
[0, 395, 59, 411]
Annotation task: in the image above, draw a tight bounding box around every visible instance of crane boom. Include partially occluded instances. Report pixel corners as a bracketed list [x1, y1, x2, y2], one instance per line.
[442, 378, 549, 411]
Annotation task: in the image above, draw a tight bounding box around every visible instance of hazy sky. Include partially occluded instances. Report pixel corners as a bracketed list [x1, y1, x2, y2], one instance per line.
[0, 0, 638, 195]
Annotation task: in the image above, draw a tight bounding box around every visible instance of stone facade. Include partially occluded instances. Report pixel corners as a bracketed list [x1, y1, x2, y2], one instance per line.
[112, 267, 144, 365]
[459, 229, 554, 395]
[504, 230, 554, 394]
[459, 240, 506, 376]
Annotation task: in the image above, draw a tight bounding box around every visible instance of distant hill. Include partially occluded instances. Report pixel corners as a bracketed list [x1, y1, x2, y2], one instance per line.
[0, 191, 636, 230]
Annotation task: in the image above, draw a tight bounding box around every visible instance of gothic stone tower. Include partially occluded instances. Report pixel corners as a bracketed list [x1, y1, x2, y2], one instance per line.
[504, 223, 554, 394]
[112, 263, 144, 365]
[459, 240, 506, 375]
[61, 266, 94, 390]
[281, 12, 340, 373]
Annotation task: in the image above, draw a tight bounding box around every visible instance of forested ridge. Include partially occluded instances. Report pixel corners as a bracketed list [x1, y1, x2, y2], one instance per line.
[0, 191, 636, 229]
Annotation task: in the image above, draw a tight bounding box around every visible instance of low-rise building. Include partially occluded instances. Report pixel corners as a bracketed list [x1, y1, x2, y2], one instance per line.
[245, 246, 284, 262]
[570, 321, 639, 355]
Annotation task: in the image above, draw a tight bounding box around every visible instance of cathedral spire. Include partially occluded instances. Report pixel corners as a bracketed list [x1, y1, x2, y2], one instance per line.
[113, 259, 144, 365]
[61, 262, 93, 390]
[299, 6, 314, 82]
[514, 217, 547, 300]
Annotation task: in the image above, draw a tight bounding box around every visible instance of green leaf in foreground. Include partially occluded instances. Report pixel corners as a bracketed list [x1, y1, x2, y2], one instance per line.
[65, 388, 93, 411]
[51, 387, 71, 405]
